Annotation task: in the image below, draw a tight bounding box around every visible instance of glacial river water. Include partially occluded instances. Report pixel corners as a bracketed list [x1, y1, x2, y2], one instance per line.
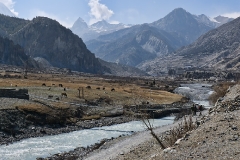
[0, 83, 213, 160]
[0, 117, 175, 160]
[174, 83, 213, 108]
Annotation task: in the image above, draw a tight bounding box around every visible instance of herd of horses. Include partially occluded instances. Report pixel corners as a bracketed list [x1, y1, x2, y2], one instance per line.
[43, 83, 115, 100]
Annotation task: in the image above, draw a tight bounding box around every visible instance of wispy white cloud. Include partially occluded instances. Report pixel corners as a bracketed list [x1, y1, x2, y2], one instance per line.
[29, 9, 74, 28]
[116, 8, 141, 24]
[0, 0, 18, 16]
[109, 20, 120, 24]
[222, 12, 240, 18]
[88, 0, 114, 25]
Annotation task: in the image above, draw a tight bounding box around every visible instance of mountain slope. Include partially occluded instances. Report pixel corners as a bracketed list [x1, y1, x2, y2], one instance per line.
[0, 36, 37, 67]
[176, 16, 240, 69]
[214, 15, 234, 27]
[0, 14, 29, 37]
[151, 8, 213, 44]
[8, 17, 109, 74]
[138, 17, 240, 75]
[86, 8, 220, 67]
[86, 24, 184, 66]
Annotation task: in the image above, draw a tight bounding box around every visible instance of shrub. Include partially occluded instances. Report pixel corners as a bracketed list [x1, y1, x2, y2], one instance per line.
[163, 115, 195, 147]
[209, 82, 236, 104]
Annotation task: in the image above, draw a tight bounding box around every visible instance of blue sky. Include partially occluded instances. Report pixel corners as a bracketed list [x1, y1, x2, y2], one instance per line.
[2, 0, 240, 28]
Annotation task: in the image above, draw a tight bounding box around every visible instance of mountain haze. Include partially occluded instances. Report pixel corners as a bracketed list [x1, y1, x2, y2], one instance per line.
[151, 8, 213, 44]
[86, 24, 185, 66]
[86, 8, 223, 67]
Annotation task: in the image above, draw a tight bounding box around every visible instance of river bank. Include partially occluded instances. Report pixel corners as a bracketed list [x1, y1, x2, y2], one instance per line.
[0, 108, 135, 145]
[0, 83, 213, 159]
[94, 84, 240, 160]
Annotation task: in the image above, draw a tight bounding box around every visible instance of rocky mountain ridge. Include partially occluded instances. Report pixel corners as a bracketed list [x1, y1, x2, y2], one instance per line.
[0, 15, 145, 76]
[86, 8, 230, 67]
[86, 24, 185, 66]
[138, 17, 240, 75]
[6, 17, 108, 74]
[71, 18, 131, 42]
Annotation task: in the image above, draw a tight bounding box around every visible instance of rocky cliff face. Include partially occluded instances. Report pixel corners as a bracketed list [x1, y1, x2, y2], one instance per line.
[8, 17, 109, 74]
[0, 36, 37, 67]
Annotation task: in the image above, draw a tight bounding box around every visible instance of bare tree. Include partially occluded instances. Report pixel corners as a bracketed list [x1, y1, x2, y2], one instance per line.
[141, 113, 166, 149]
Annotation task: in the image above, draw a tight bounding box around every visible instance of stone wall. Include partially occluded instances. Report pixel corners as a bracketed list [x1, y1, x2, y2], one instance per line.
[0, 89, 29, 100]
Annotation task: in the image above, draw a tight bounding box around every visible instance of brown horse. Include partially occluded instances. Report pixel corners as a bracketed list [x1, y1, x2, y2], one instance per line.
[61, 92, 67, 97]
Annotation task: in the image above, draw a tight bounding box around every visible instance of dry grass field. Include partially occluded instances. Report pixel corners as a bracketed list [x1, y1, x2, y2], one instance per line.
[0, 72, 183, 119]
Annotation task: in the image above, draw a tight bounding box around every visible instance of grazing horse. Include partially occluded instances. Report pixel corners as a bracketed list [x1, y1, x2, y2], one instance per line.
[61, 92, 67, 97]
[111, 88, 115, 91]
[86, 86, 91, 89]
[59, 84, 63, 87]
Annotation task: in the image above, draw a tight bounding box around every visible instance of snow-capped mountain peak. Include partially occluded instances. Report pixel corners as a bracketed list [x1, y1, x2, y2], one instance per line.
[0, 2, 16, 17]
[71, 17, 133, 41]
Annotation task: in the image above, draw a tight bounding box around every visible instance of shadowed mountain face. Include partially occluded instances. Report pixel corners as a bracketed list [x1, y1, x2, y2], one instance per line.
[138, 17, 240, 75]
[0, 36, 37, 67]
[6, 17, 109, 74]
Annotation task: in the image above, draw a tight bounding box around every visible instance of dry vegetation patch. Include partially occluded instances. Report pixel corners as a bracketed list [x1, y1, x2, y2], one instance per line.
[209, 81, 236, 104]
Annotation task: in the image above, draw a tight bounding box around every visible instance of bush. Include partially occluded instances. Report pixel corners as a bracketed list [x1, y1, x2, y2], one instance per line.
[209, 82, 236, 104]
[163, 115, 195, 147]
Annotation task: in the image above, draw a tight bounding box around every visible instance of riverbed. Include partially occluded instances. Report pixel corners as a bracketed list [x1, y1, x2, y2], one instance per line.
[174, 83, 213, 108]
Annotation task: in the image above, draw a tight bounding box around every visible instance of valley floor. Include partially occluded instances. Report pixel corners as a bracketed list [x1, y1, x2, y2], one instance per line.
[42, 84, 240, 160]
[82, 85, 240, 160]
